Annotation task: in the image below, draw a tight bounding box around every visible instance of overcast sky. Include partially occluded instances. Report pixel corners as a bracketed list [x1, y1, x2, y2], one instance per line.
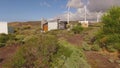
[0, 0, 120, 22]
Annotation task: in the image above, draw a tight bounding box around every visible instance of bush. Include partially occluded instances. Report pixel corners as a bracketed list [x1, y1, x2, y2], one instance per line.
[102, 7, 120, 34]
[3, 35, 91, 68]
[91, 44, 100, 51]
[3, 34, 59, 68]
[0, 43, 5, 47]
[0, 34, 9, 47]
[106, 45, 117, 52]
[0, 34, 17, 47]
[96, 7, 120, 51]
[51, 40, 91, 68]
[72, 24, 83, 34]
[0, 34, 9, 43]
[82, 42, 91, 51]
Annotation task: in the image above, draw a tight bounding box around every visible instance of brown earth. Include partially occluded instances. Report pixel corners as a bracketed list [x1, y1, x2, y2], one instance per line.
[0, 45, 19, 68]
[66, 34, 84, 46]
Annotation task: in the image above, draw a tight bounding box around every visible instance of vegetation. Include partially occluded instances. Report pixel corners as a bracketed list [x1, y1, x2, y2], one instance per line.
[91, 44, 100, 51]
[72, 23, 83, 34]
[3, 35, 90, 68]
[82, 42, 91, 51]
[51, 39, 90, 68]
[3, 35, 58, 68]
[96, 7, 120, 52]
[0, 34, 16, 47]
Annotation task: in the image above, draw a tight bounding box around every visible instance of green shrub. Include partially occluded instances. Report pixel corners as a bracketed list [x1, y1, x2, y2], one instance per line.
[3, 34, 59, 68]
[51, 40, 91, 68]
[0, 34, 9, 47]
[102, 7, 120, 34]
[3, 35, 91, 68]
[106, 45, 117, 52]
[91, 44, 100, 51]
[96, 7, 120, 51]
[72, 24, 83, 34]
[0, 43, 5, 47]
[113, 43, 120, 51]
[0, 34, 9, 43]
[8, 26, 14, 33]
[82, 42, 91, 51]
[0, 34, 16, 47]
[6, 40, 20, 46]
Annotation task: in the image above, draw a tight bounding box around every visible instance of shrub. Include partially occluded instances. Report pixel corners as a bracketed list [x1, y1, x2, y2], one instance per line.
[0, 34, 17, 47]
[0, 34, 9, 43]
[51, 40, 91, 68]
[96, 7, 120, 51]
[91, 44, 100, 51]
[72, 24, 83, 34]
[106, 45, 117, 52]
[82, 42, 91, 51]
[6, 40, 20, 46]
[8, 26, 14, 33]
[0, 43, 5, 47]
[0, 34, 9, 47]
[102, 7, 120, 34]
[3, 34, 59, 68]
[3, 35, 91, 68]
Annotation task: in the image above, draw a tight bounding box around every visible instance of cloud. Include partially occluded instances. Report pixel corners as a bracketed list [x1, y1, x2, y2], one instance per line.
[40, 1, 51, 7]
[67, 0, 84, 8]
[54, 7, 101, 21]
[87, 0, 120, 12]
[54, 0, 120, 21]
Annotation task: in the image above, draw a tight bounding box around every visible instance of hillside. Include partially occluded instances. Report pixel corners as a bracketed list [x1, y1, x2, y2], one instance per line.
[0, 20, 120, 68]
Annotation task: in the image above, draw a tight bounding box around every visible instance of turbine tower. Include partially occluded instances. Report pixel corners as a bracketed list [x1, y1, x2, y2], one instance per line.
[97, 12, 102, 22]
[67, 6, 70, 24]
[84, 5, 87, 21]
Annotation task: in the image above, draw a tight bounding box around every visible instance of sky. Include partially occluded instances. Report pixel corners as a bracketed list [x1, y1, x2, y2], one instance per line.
[0, 0, 120, 22]
[0, 0, 68, 22]
[58, 0, 120, 21]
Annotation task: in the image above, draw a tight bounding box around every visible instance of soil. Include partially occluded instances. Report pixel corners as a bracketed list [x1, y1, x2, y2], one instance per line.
[66, 34, 84, 46]
[85, 51, 120, 68]
[0, 45, 19, 68]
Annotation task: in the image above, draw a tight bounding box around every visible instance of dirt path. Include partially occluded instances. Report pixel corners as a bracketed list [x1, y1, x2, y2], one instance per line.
[85, 51, 120, 68]
[66, 34, 84, 46]
[0, 45, 19, 68]
[65, 34, 120, 68]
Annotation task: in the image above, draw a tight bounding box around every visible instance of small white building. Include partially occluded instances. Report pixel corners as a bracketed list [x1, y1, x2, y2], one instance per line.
[41, 19, 67, 32]
[47, 20, 58, 31]
[0, 22, 8, 34]
[79, 21, 89, 27]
